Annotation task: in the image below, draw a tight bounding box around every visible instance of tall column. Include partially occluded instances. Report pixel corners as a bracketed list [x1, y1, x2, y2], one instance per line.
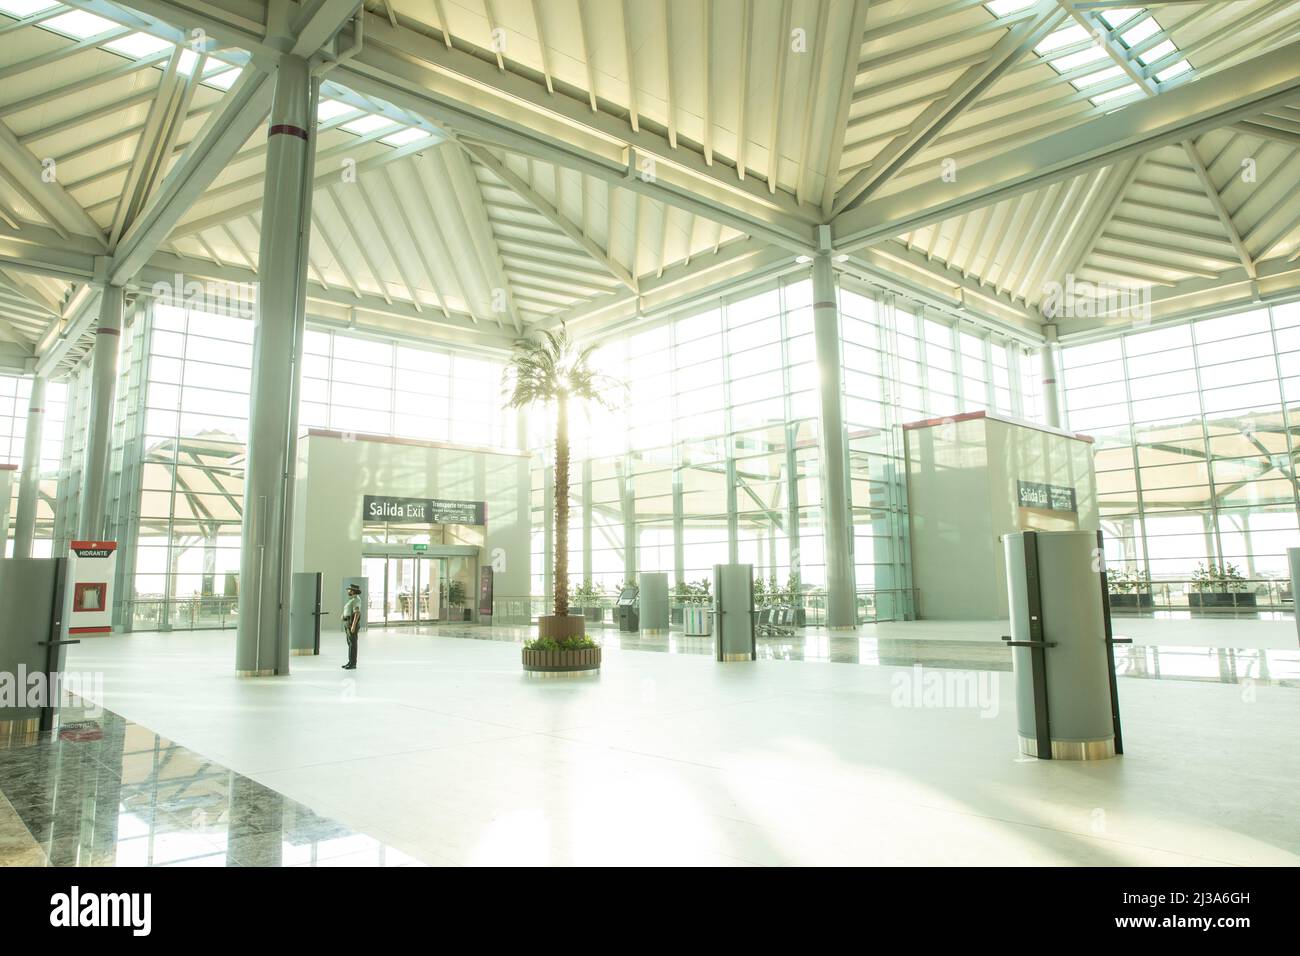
[618, 456, 636, 584]
[812, 239, 856, 629]
[543, 463, 554, 607]
[581, 458, 592, 585]
[13, 375, 47, 557]
[235, 54, 317, 676]
[671, 464, 684, 586]
[78, 285, 124, 541]
[1040, 323, 1062, 428]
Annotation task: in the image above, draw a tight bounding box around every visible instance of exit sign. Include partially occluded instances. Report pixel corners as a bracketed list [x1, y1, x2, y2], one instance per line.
[412, 544, 428, 552]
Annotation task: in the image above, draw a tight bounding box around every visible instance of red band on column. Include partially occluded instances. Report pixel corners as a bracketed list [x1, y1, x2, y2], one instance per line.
[269, 123, 309, 140]
[813, 300, 838, 310]
[96, 327, 120, 336]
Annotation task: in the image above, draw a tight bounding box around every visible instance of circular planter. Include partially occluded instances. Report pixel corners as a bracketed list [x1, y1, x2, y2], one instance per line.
[522, 645, 602, 678]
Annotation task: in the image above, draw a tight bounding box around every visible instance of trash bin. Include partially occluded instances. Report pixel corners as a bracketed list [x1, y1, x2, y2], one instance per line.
[683, 605, 712, 636]
[1003, 530, 1126, 760]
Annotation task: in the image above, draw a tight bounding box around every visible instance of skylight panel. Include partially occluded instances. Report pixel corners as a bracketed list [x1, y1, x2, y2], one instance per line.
[1120, 18, 1160, 47]
[317, 100, 357, 121]
[985, 0, 1036, 15]
[203, 67, 242, 90]
[1090, 83, 1141, 106]
[1072, 64, 1124, 90]
[380, 127, 430, 147]
[1156, 60, 1192, 83]
[1035, 24, 1091, 55]
[1054, 47, 1110, 72]
[103, 32, 174, 58]
[175, 47, 199, 75]
[39, 10, 118, 38]
[1139, 39, 1176, 66]
[341, 114, 397, 135]
[0, 1, 60, 17]
[1098, 8, 1142, 29]
[1027, 5, 1193, 103]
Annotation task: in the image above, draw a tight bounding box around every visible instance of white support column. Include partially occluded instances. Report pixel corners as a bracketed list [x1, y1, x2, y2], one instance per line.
[12, 375, 46, 558]
[235, 54, 318, 676]
[1040, 322, 1062, 429]
[78, 284, 124, 540]
[812, 233, 856, 629]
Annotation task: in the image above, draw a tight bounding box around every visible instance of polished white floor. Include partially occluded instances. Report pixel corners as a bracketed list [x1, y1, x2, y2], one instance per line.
[67, 624, 1300, 866]
[870, 616, 1300, 649]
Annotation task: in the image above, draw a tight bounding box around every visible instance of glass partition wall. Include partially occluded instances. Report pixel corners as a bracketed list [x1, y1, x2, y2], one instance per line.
[1061, 300, 1300, 610]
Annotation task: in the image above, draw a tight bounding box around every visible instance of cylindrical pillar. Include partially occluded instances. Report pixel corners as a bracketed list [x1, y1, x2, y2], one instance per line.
[78, 286, 123, 540]
[13, 375, 47, 557]
[1288, 547, 1300, 647]
[637, 572, 669, 633]
[0, 466, 13, 554]
[812, 253, 855, 629]
[1040, 323, 1062, 428]
[235, 54, 316, 676]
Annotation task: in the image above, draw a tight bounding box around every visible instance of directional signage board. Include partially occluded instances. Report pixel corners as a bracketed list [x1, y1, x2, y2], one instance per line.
[1016, 481, 1077, 513]
[363, 495, 486, 526]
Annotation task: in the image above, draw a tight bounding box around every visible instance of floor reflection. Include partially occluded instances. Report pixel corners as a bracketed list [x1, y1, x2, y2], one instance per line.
[422, 623, 1300, 686]
[0, 705, 424, 867]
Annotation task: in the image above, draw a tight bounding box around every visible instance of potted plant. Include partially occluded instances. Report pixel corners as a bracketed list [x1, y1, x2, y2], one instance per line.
[1107, 567, 1152, 609]
[573, 580, 605, 623]
[1189, 562, 1255, 609]
[786, 572, 806, 626]
[445, 579, 467, 620]
[671, 581, 689, 625]
[504, 325, 621, 674]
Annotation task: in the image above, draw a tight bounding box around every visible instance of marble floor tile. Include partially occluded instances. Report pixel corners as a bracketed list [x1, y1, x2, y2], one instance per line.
[0, 707, 428, 868]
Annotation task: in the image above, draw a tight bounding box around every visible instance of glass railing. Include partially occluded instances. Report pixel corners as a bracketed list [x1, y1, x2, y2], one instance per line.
[123, 598, 239, 631]
[1107, 578, 1293, 612]
[495, 587, 920, 628]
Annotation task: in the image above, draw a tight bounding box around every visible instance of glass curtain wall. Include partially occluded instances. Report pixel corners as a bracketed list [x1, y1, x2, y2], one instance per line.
[529, 271, 1046, 622]
[124, 300, 514, 629]
[0, 373, 69, 556]
[528, 277, 823, 611]
[1061, 300, 1300, 607]
[837, 279, 1042, 620]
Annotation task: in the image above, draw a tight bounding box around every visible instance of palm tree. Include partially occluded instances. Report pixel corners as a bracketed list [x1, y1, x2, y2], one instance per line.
[503, 325, 618, 633]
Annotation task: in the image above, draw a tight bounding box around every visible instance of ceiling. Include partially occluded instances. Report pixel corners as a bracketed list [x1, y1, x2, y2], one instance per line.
[1, 0, 1299, 375]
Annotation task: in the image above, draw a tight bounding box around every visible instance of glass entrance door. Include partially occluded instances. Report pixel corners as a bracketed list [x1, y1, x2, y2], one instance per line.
[419, 557, 439, 621]
[387, 557, 419, 623]
[361, 554, 476, 626]
[439, 555, 476, 623]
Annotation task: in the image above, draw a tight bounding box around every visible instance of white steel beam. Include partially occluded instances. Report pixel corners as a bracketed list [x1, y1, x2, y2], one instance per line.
[466, 144, 637, 293]
[291, 0, 362, 58]
[834, 2, 1065, 215]
[831, 36, 1300, 252]
[0, 118, 105, 243]
[109, 67, 273, 285]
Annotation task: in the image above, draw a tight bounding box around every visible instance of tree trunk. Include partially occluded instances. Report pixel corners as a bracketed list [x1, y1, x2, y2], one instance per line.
[554, 393, 569, 617]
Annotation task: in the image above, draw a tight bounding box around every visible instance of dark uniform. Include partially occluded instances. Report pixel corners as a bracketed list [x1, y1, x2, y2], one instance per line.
[342, 586, 362, 669]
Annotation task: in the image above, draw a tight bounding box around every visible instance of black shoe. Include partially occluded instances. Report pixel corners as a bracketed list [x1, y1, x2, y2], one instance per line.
[342, 664, 356, 670]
